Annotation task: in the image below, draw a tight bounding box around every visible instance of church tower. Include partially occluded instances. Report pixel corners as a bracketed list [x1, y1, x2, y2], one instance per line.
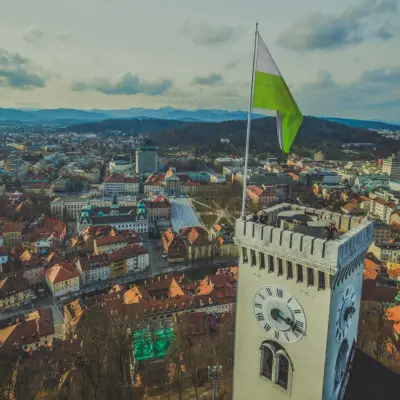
[77, 200, 93, 232]
[233, 204, 373, 400]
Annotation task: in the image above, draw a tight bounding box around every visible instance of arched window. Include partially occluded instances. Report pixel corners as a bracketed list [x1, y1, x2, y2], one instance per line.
[260, 344, 274, 380]
[276, 354, 290, 390]
[260, 342, 293, 392]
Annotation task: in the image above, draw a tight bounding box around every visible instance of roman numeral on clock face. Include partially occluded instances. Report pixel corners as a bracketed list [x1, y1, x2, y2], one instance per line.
[294, 309, 301, 314]
[256, 313, 264, 321]
[275, 331, 280, 340]
[294, 321, 304, 329]
[258, 293, 265, 300]
[276, 288, 283, 298]
[266, 288, 272, 296]
[255, 303, 262, 309]
[264, 323, 271, 332]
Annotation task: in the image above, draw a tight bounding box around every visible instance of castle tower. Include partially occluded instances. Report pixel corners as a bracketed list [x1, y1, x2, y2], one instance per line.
[233, 204, 374, 400]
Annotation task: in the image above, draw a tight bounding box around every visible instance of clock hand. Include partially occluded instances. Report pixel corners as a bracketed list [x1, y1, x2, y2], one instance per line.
[344, 306, 356, 321]
[277, 311, 294, 326]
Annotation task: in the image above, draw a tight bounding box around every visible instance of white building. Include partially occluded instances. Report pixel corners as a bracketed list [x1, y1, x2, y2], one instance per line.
[104, 174, 139, 196]
[233, 204, 374, 400]
[389, 180, 400, 191]
[75, 254, 111, 286]
[51, 195, 138, 221]
[110, 244, 150, 273]
[77, 198, 149, 237]
[369, 196, 396, 224]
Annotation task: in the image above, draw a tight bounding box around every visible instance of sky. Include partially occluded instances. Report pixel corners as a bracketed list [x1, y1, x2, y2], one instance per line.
[0, 0, 400, 122]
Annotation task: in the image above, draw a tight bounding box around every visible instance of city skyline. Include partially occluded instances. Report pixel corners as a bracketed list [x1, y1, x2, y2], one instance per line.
[1, 0, 400, 122]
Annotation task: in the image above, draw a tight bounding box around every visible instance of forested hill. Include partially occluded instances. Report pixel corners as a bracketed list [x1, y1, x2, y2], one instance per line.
[66, 116, 399, 158]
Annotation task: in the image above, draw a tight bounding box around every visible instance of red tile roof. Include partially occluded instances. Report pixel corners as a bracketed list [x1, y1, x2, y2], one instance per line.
[109, 244, 148, 262]
[2, 222, 24, 233]
[95, 234, 128, 247]
[105, 174, 138, 183]
[0, 308, 54, 348]
[374, 197, 396, 209]
[46, 262, 78, 284]
[144, 173, 165, 184]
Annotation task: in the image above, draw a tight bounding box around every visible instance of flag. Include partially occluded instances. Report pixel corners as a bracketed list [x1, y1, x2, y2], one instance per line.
[252, 33, 303, 154]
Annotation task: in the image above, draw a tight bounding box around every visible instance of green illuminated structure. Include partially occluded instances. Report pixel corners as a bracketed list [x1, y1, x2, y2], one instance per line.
[133, 326, 175, 361]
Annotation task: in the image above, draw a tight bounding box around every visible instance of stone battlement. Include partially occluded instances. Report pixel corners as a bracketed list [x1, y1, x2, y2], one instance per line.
[234, 204, 374, 272]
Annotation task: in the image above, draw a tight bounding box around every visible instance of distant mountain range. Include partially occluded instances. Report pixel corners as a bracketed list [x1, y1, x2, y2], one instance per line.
[0, 107, 261, 124]
[0, 107, 399, 130]
[323, 117, 400, 131]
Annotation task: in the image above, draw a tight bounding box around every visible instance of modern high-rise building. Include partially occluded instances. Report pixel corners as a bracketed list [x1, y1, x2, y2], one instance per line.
[233, 204, 374, 400]
[136, 145, 157, 176]
[383, 153, 400, 180]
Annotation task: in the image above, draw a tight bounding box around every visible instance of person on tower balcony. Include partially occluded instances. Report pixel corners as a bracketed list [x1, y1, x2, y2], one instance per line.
[325, 223, 337, 240]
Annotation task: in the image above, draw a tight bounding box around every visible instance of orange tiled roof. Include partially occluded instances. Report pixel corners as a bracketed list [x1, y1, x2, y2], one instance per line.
[386, 305, 400, 326]
[364, 258, 379, 280]
[144, 173, 165, 185]
[246, 185, 264, 196]
[95, 234, 127, 247]
[46, 263, 78, 284]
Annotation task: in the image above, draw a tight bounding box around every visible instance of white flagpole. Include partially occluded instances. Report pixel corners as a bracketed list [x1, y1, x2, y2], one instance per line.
[241, 23, 259, 219]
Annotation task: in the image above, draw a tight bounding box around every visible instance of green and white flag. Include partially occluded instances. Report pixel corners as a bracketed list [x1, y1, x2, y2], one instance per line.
[252, 33, 303, 154]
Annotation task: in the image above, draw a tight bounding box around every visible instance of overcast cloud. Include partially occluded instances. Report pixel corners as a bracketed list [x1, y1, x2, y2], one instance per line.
[0, 0, 399, 122]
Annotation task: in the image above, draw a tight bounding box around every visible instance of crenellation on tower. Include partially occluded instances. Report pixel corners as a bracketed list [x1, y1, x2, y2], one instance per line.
[235, 204, 373, 275]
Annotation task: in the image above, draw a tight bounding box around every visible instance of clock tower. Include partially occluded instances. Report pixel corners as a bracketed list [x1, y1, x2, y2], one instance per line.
[233, 204, 373, 400]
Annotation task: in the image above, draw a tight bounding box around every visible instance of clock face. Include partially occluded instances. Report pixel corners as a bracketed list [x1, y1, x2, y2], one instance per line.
[253, 285, 306, 343]
[334, 339, 349, 393]
[335, 285, 356, 343]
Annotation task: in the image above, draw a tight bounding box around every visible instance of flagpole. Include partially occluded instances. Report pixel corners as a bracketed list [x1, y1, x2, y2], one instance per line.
[241, 22, 259, 219]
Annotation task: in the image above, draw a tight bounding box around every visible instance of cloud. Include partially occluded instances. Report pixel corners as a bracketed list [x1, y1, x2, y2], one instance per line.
[296, 66, 400, 120]
[71, 73, 173, 96]
[276, 0, 399, 51]
[181, 21, 244, 46]
[23, 27, 71, 45]
[0, 48, 48, 90]
[192, 73, 224, 85]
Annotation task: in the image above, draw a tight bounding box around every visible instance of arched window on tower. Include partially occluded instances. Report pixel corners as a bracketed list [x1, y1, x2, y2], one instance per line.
[260, 343, 275, 380]
[276, 353, 290, 390]
[259, 342, 293, 392]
